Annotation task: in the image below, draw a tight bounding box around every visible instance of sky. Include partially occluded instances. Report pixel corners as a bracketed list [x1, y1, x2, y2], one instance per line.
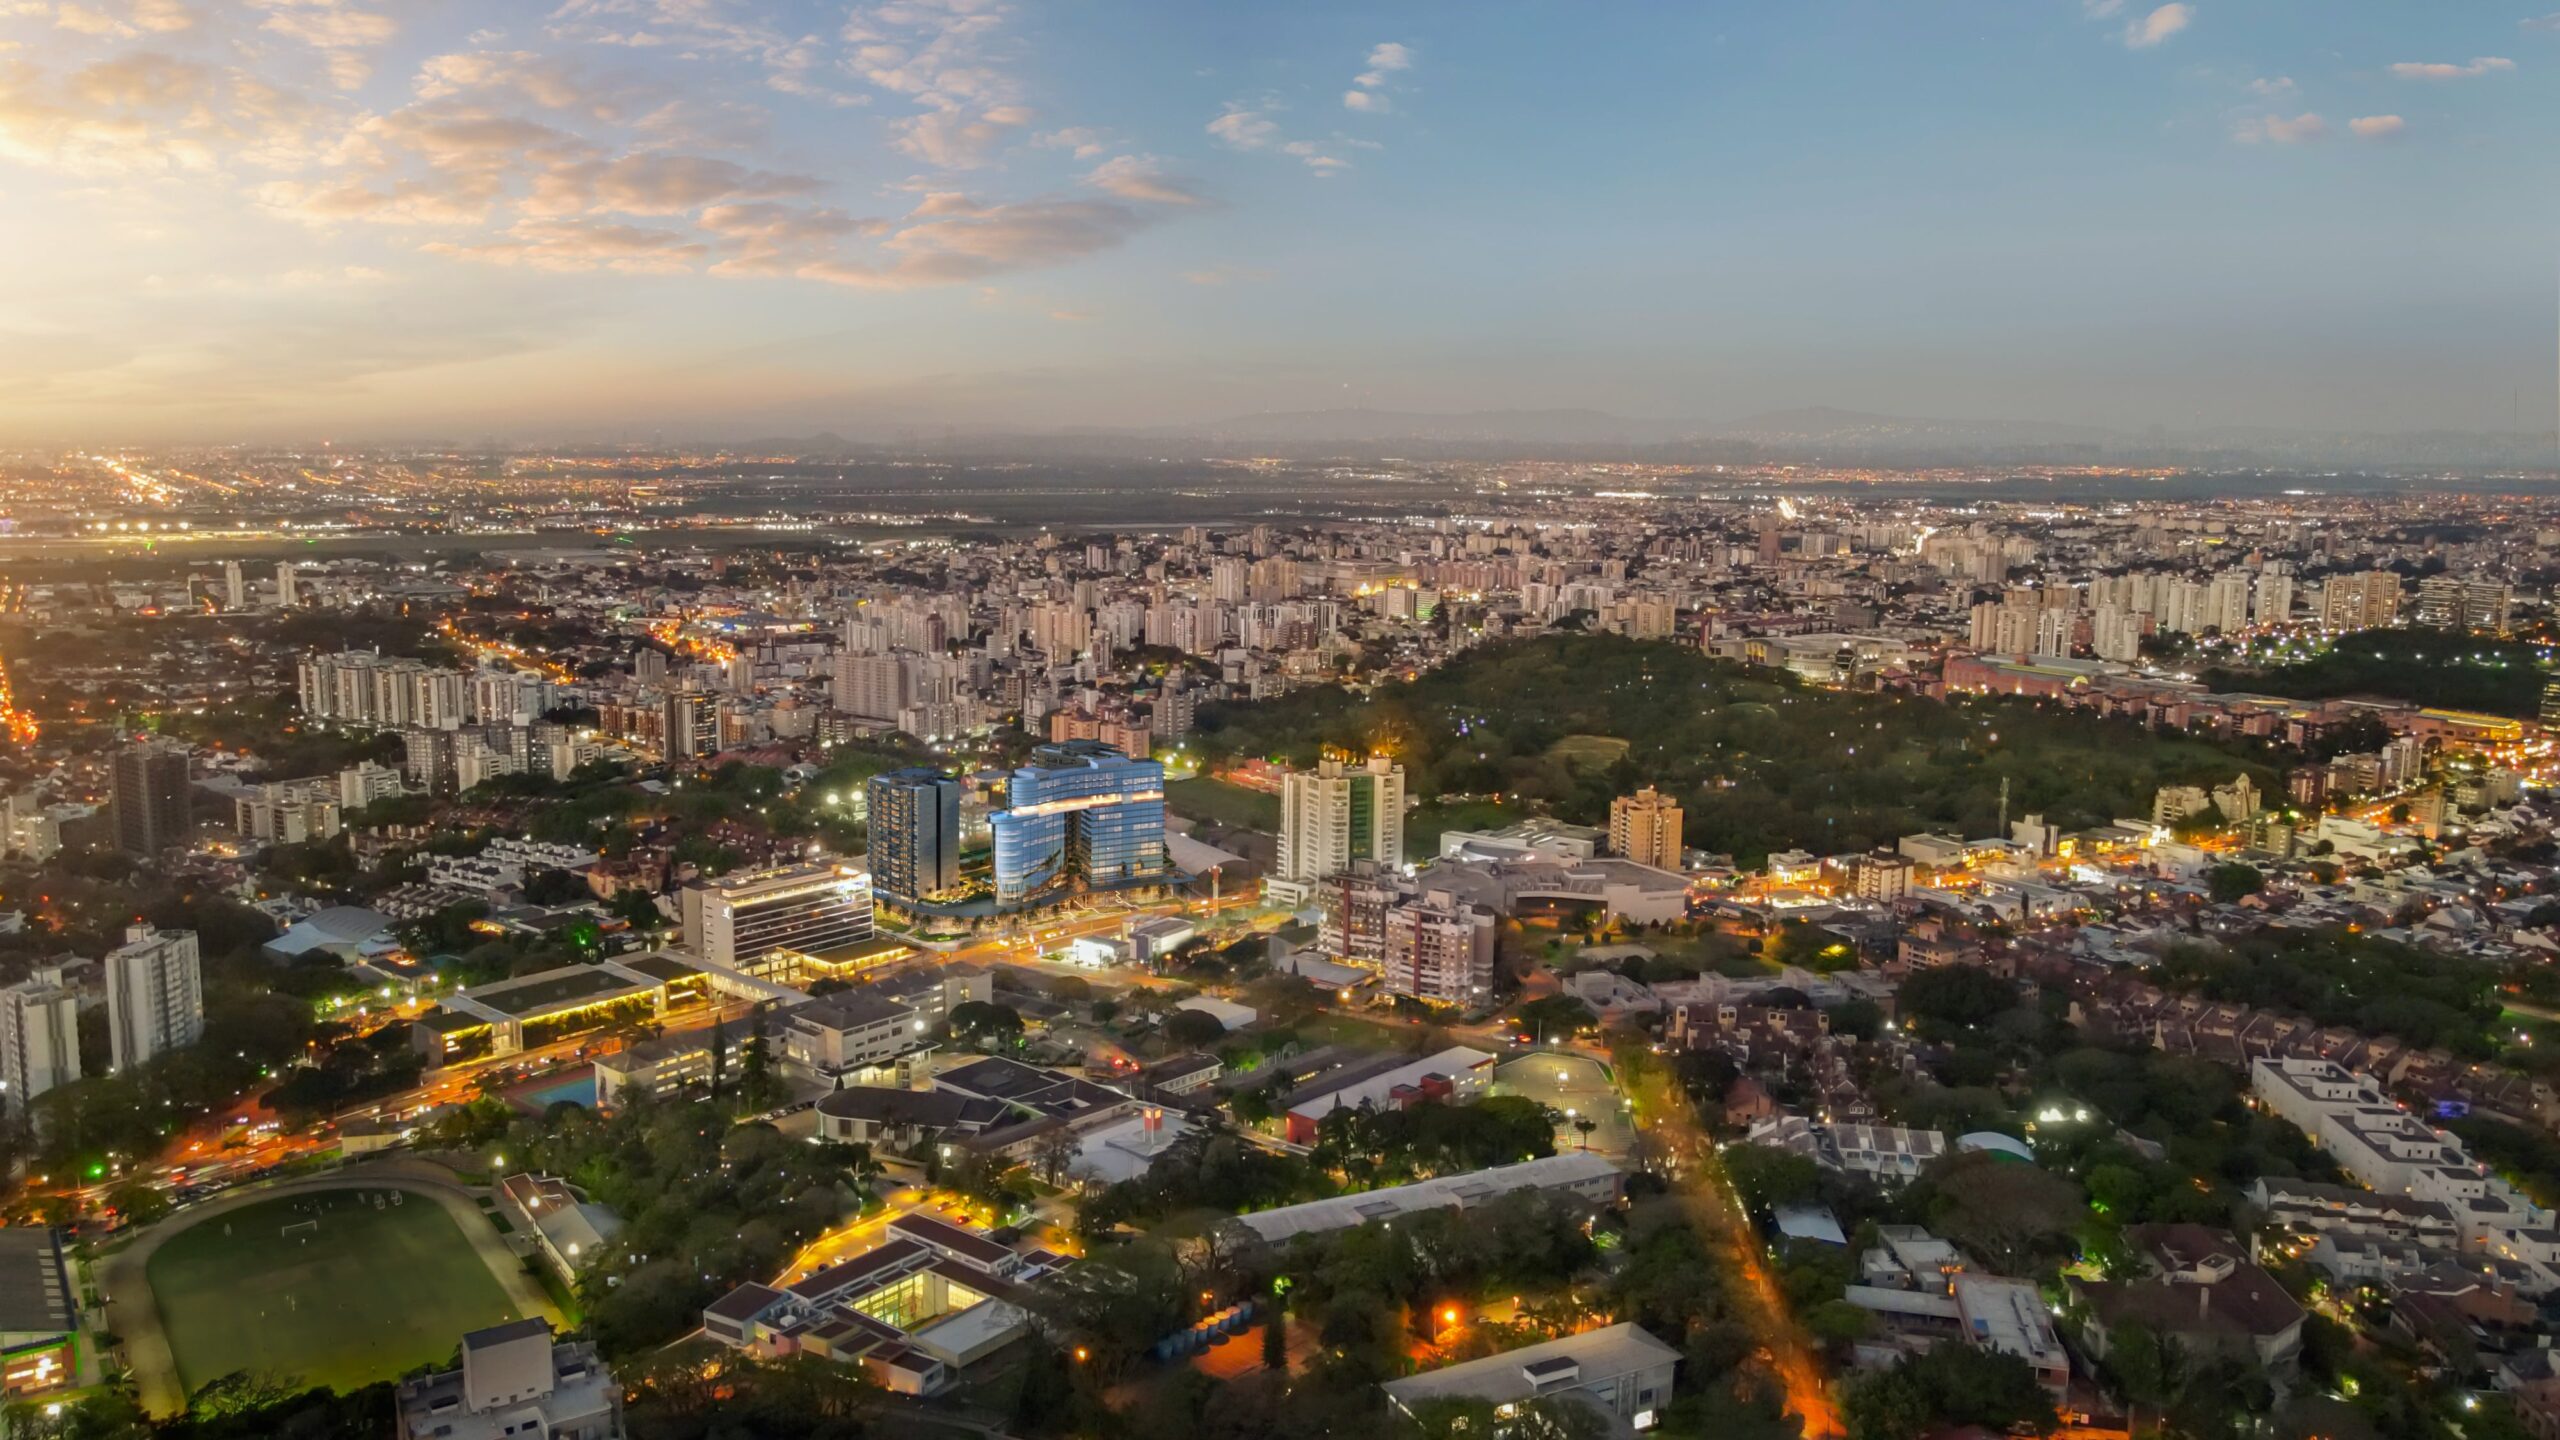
[0, 0, 2556, 445]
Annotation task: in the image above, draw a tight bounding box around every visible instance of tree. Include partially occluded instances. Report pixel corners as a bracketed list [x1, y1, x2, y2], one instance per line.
[1922, 1152, 2083, 1274]
[1262, 1303, 1288, 1371]
[1897, 965, 2018, 1032]
[1163, 1007, 1228, 1049]
[2207, 863, 2266, 904]
[949, 1001, 1026, 1047]
[1031, 1125, 1080, 1188]
[1513, 994, 1595, 1041]
[738, 1003, 775, 1109]
[1721, 1143, 1822, 1214]
[106, 1179, 171, 1228]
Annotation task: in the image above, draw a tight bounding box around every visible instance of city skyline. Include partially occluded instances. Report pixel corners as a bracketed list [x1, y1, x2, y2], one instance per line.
[4, 1, 2558, 446]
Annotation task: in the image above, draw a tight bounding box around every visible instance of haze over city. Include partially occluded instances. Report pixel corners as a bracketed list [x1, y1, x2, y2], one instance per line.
[22, 7, 2560, 1440]
[4, 0, 2558, 449]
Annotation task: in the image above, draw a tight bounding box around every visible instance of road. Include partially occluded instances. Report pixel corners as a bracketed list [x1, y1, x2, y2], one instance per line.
[1624, 1058, 1843, 1439]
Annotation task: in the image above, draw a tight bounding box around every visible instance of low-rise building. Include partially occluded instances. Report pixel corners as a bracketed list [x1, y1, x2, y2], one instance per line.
[1380, 1323, 1680, 1433]
[393, 1320, 622, 1440]
[1281, 1045, 1496, 1144]
[1230, 1152, 1624, 1245]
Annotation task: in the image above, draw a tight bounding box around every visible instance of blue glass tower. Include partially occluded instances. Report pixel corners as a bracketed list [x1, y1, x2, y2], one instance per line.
[989, 741, 1169, 907]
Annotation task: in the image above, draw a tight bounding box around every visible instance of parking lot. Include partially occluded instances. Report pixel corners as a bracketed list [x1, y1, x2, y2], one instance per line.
[1493, 1052, 1631, 1158]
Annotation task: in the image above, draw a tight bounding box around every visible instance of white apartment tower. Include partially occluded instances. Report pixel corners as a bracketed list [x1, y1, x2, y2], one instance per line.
[0, 966, 81, 1107]
[1277, 756, 1407, 884]
[106, 925, 204, 1072]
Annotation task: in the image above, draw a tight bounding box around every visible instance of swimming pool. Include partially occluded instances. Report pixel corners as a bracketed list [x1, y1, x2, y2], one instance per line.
[514, 1072, 596, 1112]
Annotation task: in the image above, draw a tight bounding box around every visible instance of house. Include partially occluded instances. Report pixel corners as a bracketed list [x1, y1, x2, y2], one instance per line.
[497, 1174, 622, 1282]
[1380, 1323, 1679, 1434]
[814, 1086, 1010, 1150]
[2073, 1225, 2305, 1380]
[393, 1320, 622, 1440]
[778, 992, 934, 1086]
[1746, 1115, 1948, 1187]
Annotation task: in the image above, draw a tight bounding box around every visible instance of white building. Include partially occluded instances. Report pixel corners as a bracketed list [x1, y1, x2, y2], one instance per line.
[1276, 755, 1406, 884]
[1381, 1323, 1680, 1433]
[679, 863, 875, 969]
[0, 966, 81, 1108]
[106, 925, 203, 1072]
[392, 1320, 622, 1440]
[2250, 1057, 2549, 1256]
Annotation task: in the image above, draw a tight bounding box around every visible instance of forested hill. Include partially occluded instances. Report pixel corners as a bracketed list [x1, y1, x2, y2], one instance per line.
[1189, 634, 2273, 864]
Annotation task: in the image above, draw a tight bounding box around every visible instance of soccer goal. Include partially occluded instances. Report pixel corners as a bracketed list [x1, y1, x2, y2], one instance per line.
[280, 1219, 319, 1241]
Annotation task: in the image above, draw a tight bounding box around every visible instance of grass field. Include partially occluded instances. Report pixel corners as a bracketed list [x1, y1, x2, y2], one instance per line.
[1545, 733, 1630, 773]
[1165, 776, 1281, 832]
[1403, 799, 1523, 859]
[147, 1190, 530, 1396]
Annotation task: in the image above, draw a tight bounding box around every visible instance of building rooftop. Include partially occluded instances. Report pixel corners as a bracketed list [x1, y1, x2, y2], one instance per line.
[1381, 1322, 1679, 1410]
[0, 1229, 72, 1339]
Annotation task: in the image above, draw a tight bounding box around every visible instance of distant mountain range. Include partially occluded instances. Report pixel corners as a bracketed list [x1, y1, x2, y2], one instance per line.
[726, 405, 2557, 471]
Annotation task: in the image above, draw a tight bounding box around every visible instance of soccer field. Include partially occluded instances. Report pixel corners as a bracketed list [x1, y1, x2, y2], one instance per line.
[145, 1189, 532, 1397]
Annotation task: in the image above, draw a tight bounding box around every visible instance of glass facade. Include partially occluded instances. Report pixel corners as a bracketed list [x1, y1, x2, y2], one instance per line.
[989, 741, 1168, 907]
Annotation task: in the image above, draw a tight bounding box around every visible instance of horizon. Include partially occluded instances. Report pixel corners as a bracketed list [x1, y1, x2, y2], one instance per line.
[3, 1, 2559, 449]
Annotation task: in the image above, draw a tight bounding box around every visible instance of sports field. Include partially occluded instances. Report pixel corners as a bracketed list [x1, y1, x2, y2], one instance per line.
[145, 1189, 530, 1396]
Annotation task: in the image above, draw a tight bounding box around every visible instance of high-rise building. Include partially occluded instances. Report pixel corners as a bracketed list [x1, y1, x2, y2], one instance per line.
[106, 924, 203, 1072]
[0, 965, 80, 1107]
[679, 863, 876, 969]
[2319, 570, 2402, 632]
[989, 741, 1167, 907]
[2416, 575, 2513, 635]
[222, 559, 246, 611]
[2541, 679, 2560, 729]
[663, 691, 720, 759]
[1380, 889, 1498, 1008]
[274, 560, 299, 609]
[1608, 786, 1685, 871]
[110, 739, 191, 857]
[2254, 565, 2296, 627]
[833, 652, 912, 724]
[866, 768, 963, 904]
[1276, 755, 1406, 883]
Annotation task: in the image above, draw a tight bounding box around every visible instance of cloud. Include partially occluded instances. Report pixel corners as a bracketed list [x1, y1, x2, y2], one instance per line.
[1082, 154, 1206, 206]
[256, 174, 503, 225]
[1206, 103, 1276, 151]
[1346, 39, 1410, 110]
[1031, 125, 1106, 159]
[2347, 113, 2405, 139]
[0, 51, 319, 175]
[2233, 111, 2325, 144]
[2121, 3, 2191, 48]
[2247, 76, 2294, 96]
[2387, 57, 2514, 79]
[253, 2, 398, 90]
[529, 152, 817, 216]
[2528, 12, 2560, 30]
[423, 217, 709, 272]
[1281, 138, 1347, 173]
[889, 104, 1026, 167]
[1210, 101, 1352, 173]
[412, 49, 660, 121]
